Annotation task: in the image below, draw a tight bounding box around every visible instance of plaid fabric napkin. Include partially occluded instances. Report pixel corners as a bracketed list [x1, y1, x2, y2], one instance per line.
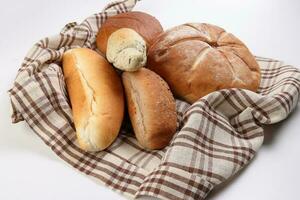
[8, 0, 300, 199]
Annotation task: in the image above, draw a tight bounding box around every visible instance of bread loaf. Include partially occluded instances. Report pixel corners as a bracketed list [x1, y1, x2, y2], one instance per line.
[106, 28, 147, 71]
[147, 23, 261, 103]
[96, 11, 163, 55]
[122, 68, 177, 150]
[63, 48, 124, 151]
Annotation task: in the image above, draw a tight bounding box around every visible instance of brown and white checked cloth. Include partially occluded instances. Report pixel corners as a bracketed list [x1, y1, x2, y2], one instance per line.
[8, 0, 300, 199]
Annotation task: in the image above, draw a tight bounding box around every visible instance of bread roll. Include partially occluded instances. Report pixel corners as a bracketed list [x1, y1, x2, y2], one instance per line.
[107, 28, 147, 71]
[96, 11, 163, 55]
[122, 68, 177, 150]
[147, 23, 261, 103]
[63, 48, 124, 152]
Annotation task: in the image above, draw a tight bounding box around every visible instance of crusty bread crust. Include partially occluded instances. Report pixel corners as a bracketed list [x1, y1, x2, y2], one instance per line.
[96, 11, 163, 55]
[147, 23, 261, 103]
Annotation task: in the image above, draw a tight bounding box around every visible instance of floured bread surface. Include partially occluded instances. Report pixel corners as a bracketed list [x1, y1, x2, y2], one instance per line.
[63, 48, 124, 151]
[147, 23, 261, 103]
[122, 68, 177, 150]
[107, 28, 147, 71]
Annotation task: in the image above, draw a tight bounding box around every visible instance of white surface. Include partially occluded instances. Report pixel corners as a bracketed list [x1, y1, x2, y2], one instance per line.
[0, 0, 299, 199]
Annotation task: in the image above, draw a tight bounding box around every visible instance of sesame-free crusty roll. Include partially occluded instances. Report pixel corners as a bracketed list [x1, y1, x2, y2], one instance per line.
[63, 48, 124, 152]
[96, 11, 163, 55]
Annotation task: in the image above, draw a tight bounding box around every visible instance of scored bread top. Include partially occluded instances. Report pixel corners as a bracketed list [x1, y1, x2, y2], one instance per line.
[147, 23, 261, 103]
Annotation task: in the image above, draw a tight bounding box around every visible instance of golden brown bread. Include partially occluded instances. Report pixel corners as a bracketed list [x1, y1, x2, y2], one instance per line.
[147, 23, 261, 103]
[96, 11, 163, 55]
[122, 68, 177, 150]
[63, 48, 124, 151]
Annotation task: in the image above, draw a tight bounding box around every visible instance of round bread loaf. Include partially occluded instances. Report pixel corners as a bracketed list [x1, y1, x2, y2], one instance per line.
[63, 48, 124, 152]
[147, 23, 261, 103]
[96, 11, 163, 55]
[122, 68, 177, 150]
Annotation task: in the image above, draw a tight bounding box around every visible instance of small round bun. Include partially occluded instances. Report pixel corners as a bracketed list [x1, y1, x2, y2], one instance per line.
[107, 28, 146, 71]
[147, 23, 261, 103]
[96, 11, 163, 55]
[122, 68, 177, 150]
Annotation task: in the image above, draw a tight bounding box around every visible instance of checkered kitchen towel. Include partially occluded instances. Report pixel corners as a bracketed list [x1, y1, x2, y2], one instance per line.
[8, 0, 300, 199]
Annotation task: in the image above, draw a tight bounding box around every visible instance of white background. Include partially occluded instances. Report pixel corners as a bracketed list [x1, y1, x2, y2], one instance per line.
[0, 0, 299, 199]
